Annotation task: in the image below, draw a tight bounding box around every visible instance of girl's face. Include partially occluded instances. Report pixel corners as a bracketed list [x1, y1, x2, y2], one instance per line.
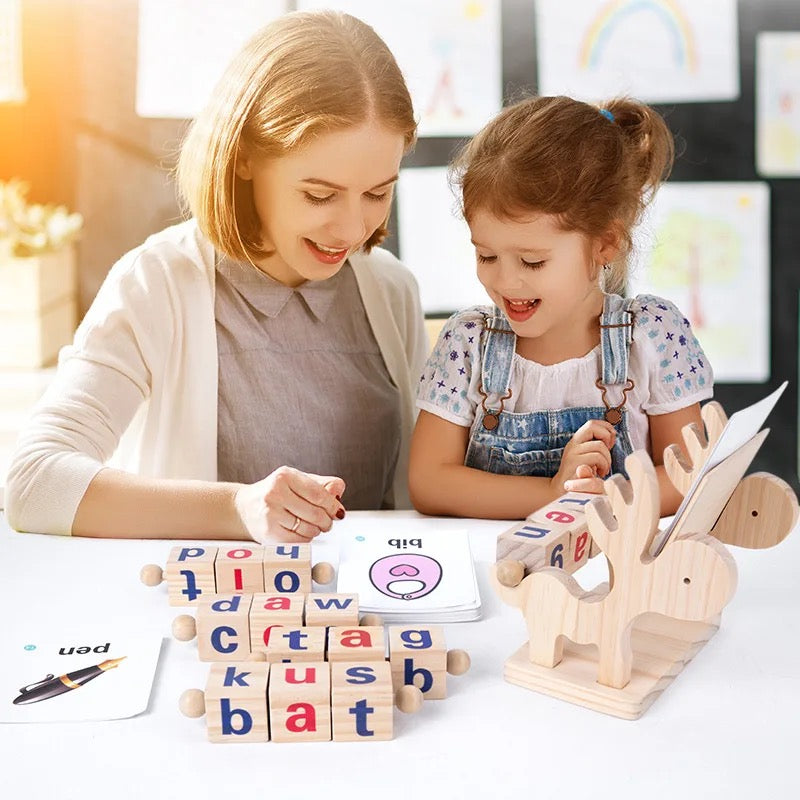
[236, 121, 405, 286]
[470, 209, 613, 357]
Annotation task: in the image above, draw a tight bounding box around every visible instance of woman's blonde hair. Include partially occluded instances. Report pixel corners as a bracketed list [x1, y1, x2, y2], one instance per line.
[178, 10, 416, 263]
[451, 95, 674, 293]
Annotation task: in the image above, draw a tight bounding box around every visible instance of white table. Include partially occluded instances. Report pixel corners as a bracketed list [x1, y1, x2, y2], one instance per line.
[2, 510, 799, 799]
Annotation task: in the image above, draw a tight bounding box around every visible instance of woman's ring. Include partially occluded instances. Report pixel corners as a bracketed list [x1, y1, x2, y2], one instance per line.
[291, 515, 301, 533]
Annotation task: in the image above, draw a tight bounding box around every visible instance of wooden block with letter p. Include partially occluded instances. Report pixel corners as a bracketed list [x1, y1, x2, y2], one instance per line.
[327, 626, 386, 662]
[304, 593, 359, 627]
[196, 594, 253, 662]
[388, 625, 447, 700]
[263, 543, 312, 594]
[269, 662, 331, 742]
[204, 662, 270, 743]
[214, 546, 265, 594]
[331, 660, 394, 742]
[165, 545, 218, 606]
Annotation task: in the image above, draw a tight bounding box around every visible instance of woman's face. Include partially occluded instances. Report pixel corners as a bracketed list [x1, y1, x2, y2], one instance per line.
[236, 121, 406, 286]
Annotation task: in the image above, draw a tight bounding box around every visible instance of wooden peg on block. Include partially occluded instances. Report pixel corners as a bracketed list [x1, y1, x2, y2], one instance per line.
[269, 662, 331, 743]
[330, 661, 395, 741]
[215, 546, 265, 594]
[311, 561, 336, 585]
[141, 546, 218, 606]
[304, 593, 359, 627]
[327, 627, 386, 662]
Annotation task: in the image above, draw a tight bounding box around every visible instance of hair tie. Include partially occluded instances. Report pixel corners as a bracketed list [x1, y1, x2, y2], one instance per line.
[599, 108, 615, 123]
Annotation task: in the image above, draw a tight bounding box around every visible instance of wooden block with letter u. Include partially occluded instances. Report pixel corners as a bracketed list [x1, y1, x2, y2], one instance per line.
[269, 662, 331, 742]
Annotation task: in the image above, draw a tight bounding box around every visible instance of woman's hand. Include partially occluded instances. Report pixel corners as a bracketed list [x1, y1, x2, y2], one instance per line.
[234, 467, 346, 543]
[552, 419, 616, 497]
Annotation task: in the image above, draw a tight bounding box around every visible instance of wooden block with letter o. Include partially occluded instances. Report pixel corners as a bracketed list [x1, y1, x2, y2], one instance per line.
[331, 660, 394, 741]
[205, 662, 270, 743]
[269, 662, 331, 742]
[214, 546, 265, 594]
[263, 543, 312, 594]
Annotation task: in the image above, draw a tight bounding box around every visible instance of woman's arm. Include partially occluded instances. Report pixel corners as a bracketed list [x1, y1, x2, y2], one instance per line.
[408, 411, 614, 519]
[648, 402, 704, 516]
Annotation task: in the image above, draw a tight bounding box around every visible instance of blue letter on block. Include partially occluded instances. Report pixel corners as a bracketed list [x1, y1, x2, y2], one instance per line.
[403, 658, 433, 693]
[399, 630, 432, 649]
[276, 546, 300, 559]
[212, 596, 242, 613]
[211, 626, 238, 655]
[180, 569, 201, 602]
[312, 597, 353, 610]
[345, 666, 377, 685]
[273, 571, 300, 593]
[223, 667, 251, 687]
[220, 699, 253, 735]
[177, 547, 206, 561]
[350, 699, 375, 736]
[514, 525, 550, 539]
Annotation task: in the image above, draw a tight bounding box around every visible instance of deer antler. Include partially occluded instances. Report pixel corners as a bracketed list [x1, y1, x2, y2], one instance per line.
[664, 401, 728, 497]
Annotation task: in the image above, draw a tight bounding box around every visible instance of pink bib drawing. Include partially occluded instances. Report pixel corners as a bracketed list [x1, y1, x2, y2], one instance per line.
[368, 554, 443, 601]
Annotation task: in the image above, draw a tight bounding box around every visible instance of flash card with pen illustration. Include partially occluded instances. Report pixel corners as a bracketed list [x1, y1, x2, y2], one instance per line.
[336, 526, 481, 623]
[1, 631, 163, 723]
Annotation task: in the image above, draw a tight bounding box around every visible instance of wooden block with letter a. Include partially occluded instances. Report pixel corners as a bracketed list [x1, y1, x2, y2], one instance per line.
[165, 545, 218, 606]
[214, 546, 265, 594]
[196, 594, 253, 662]
[388, 625, 447, 699]
[304, 593, 359, 626]
[269, 662, 331, 742]
[262, 626, 327, 663]
[249, 594, 305, 654]
[331, 660, 394, 741]
[204, 662, 270, 743]
[327, 626, 386, 662]
[263, 543, 312, 594]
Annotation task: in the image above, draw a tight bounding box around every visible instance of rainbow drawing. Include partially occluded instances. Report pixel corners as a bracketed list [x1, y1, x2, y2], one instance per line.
[579, 0, 697, 72]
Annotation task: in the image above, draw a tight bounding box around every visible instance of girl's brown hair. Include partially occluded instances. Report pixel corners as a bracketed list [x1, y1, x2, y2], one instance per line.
[178, 10, 416, 263]
[452, 95, 674, 293]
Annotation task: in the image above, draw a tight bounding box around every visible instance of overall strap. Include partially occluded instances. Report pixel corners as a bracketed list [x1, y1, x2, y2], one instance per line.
[599, 293, 636, 385]
[481, 306, 516, 396]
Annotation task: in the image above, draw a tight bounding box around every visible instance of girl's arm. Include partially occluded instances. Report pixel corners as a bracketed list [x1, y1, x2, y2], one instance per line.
[408, 410, 614, 519]
[648, 402, 704, 516]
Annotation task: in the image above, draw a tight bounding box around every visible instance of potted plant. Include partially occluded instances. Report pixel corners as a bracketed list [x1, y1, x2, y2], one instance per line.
[0, 179, 83, 368]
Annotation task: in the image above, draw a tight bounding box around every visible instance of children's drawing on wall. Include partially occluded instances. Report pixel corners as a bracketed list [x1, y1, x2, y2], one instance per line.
[136, 0, 287, 118]
[298, 0, 502, 137]
[397, 166, 489, 314]
[628, 182, 770, 383]
[535, 0, 739, 103]
[757, 32, 800, 177]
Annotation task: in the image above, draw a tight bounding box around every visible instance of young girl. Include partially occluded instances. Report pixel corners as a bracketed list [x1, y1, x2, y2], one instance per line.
[5, 11, 426, 542]
[409, 95, 712, 519]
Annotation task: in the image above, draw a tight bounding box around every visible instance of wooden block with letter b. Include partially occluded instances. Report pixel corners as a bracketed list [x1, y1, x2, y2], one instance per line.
[331, 660, 394, 741]
[196, 594, 253, 662]
[304, 593, 359, 627]
[388, 625, 448, 700]
[204, 662, 270, 743]
[214, 546, 265, 594]
[263, 543, 312, 594]
[269, 662, 331, 742]
[327, 626, 386, 662]
[165, 545, 218, 606]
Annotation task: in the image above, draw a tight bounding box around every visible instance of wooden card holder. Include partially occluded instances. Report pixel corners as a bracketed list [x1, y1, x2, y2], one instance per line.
[492, 401, 799, 719]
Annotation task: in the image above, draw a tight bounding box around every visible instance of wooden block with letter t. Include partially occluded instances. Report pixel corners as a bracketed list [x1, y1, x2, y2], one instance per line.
[269, 662, 331, 742]
[304, 593, 359, 626]
[165, 545, 218, 606]
[331, 661, 394, 741]
[204, 662, 270, 743]
[261, 626, 327, 663]
[263, 543, 312, 594]
[214, 546, 265, 594]
[196, 594, 253, 661]
[388, 625, 447, 700]
[249, 594, 305, 654]
[327, 626, 386, 662]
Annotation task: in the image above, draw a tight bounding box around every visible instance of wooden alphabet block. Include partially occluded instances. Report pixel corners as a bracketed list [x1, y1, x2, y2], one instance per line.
[205, 662, 270, 743]
[262, 544, 312, 594]
[331, 661, 394, 742]
[565, 525, 592, 572]
[261, 626, 327, 663]
[304, 593, 359, 627]
[269, 662, 331, 742]
[497, 521, 571, 573]
[327, 627, 386, 662]
[165, 546, 218, 606]
[388, 626, 448, 700]
[249, 594, 305, 653]
[196, 594, 253, 662]
[214, 546, 265, 594]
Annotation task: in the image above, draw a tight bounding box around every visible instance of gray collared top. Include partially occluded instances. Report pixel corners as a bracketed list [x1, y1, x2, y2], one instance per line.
[214, 256, 401, 509]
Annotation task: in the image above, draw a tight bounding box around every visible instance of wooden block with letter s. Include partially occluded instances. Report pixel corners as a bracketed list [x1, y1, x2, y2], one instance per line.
[331, 660, 394, 741]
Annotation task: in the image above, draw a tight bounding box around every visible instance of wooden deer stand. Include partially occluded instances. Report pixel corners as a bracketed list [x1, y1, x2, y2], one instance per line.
[492, 402, 799, 719]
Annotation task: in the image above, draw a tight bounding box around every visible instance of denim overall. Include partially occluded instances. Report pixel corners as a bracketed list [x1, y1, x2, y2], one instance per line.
[464, 294, 636, 479]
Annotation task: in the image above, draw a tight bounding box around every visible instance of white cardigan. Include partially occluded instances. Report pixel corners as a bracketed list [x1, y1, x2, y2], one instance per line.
[5, 220, 428, 534]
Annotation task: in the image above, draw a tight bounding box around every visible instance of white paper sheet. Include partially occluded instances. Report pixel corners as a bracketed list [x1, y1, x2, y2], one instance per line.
[535, 0, 739, 103]
[628, 182, 770, 383]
